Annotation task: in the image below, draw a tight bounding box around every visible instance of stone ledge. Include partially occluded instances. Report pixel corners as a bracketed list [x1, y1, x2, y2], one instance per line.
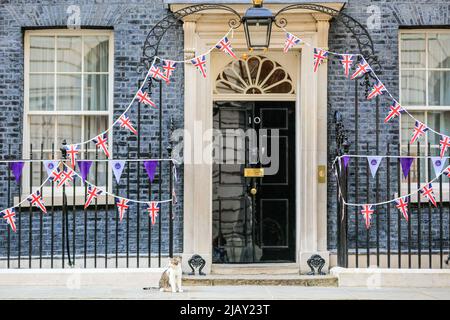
[330, 267, 450, 288]
[183, 274, 338, 286]
[0, 268, 165, 288]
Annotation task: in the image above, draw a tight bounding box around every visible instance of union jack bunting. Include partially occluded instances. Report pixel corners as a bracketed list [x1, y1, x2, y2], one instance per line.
[50, 168, 63, 184]
[27, 190, 47, 214]
[339, 54, 354, 78]
[93, 134, 110, 158]
[191, 55, 207, 78]
[283, 32, 301, 53]
[313, 48, 328, 73]
[84, 185, 103, 209]
[118, 115, 138, 135]
[384, 101, 404, 123]
[137, 90, 156, 108]
[350, 59, 372, 80]
[367, 82, 386, 100]
[216, 36, 237, 59]
[65, 144, 79, 169]
[394, 196, 409, 222]
[2, 208, 16, 232]
[147, 201, 160, 226]
[116, 198, 129, 222]
[360, 204, 375, 229]
[162, 60, 177, 80]
[443, 165, 450, 178]
[440, 135, 450, 159]
[410, 121, 428, 144]
[420, 184, 437, 207]
[57, 168, 75, 188]
[148, 65, 169, 83]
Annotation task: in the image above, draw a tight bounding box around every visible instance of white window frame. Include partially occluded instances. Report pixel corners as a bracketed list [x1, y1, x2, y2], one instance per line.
[399, 29, 450, 202]
[21, 29, 114, 205]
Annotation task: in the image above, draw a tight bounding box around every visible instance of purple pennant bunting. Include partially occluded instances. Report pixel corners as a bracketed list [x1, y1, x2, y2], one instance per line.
[111, 160, 126, 184]
[77, 160, 93, 183]
[341, 156, 350, 169]
[367, 156, 383, 178]
[143, 160, 158, 183]
[10, 162, 25, 184]
[399, 157, 414, 179]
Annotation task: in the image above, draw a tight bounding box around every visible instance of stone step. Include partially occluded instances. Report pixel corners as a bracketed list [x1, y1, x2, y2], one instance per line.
[183, 274, 338, 287]
[211, 263, 300, 275]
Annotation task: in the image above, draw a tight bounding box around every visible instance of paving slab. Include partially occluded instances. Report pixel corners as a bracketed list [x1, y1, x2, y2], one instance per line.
[0, 285, 448, 300]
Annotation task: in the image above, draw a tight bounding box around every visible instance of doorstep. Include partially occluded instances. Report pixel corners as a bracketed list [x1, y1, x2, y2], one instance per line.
[211, 263, 300, 275]
[331, 267, 450, 288]
[183, 274, 338, 287]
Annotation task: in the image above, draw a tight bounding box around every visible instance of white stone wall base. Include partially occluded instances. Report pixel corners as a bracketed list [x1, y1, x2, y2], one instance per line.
[299, 251, 330, 274]
[331, 267, 450, 288]
[0, 268, 165, 288]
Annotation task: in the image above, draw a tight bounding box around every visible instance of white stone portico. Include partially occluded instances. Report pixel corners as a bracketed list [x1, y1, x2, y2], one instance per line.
[170, 2, 345, 274]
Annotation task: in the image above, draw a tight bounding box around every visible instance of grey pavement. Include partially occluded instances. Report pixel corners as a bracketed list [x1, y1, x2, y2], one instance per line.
[0, 286, 449, 300]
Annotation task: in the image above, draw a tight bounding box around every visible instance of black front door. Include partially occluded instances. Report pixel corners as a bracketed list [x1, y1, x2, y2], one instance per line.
[212, 101, 296, 263]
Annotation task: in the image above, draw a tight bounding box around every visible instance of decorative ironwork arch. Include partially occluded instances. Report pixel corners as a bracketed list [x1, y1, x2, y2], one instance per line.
[139, 3, 381, 80]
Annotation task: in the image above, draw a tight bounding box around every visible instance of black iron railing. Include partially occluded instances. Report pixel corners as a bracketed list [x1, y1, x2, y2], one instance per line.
[0, 143, 177, 269]
[335, 142, 450, 269]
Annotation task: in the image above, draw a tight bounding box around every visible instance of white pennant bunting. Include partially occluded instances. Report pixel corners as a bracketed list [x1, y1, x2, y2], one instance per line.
[43, 160, 60, 179]
[367, 156, 383, 178]
[111, 160, 126, 184]
[431, 157, 447, 178]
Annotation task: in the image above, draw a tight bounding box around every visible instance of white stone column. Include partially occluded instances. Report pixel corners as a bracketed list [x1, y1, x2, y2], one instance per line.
[298, 15, 331, 273]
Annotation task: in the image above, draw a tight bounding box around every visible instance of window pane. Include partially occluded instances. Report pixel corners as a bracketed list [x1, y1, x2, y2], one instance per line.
[84, 36, 109, 72]
[29, 116, 54, 150]
[30, 36, 54, 72]
[428, 71, 450, 106]
[427, 111, 450, 145]
[400, 33, 426, 69]
[56, 74, 81, 110]
[57, 36, 81, 72]
[401, 70, 426, 105]
[86, 152, 107, 186]
[84, 74, 108, 110]
[30, 74, 54, 111]
[428, 33, 450, 69]
[56, 116, 82, 146]
[84, 115, 108, 140]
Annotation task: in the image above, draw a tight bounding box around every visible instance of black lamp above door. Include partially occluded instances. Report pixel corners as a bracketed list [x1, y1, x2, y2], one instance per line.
[242, 0, 274, 50]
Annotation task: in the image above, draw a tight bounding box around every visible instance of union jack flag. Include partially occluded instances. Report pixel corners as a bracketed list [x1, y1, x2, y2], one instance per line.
[367, 82, 386, 100]
[410, 121, 428, 144]
[339, 54, 354, 78]
[2, 208, 16, 232]
[162, 60, 177, 80]
[420, 184, 437, 207]
[384, 101, 404, 123]
[440, 135, 450, 159]
[27, 190, 47, 214]
[313, 48, 328, 73]
[50, 168, 63, 184]
[93, 134, 110, 158]
[118, 115, 138, 136]
[65, 144, 79, 169]
[283, 32, 301, 53]
[216, 36, 237, 59]
[147, 201, 160, 226]
[137, 90, 156, 108]
[395, 196, 409, 222]
[350, 59, 372, 80]
[148, 66, 169, 83]
[191, 55, 207, 78]
[443, 165, 450, 178]
[84, 185, 103, 209]
[360, 204, 375, 229]
[57, 168, 75, 188]
[116, 198, 129, 222]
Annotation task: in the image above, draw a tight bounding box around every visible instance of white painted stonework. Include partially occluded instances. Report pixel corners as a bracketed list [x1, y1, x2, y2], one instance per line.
[171, 2, 345, 274]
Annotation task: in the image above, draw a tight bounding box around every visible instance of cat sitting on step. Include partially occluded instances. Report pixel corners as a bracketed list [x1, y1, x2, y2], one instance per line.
[159, 257, 183, 293]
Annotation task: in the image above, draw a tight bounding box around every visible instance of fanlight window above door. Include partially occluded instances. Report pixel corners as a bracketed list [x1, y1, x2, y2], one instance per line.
[214, 55, 294, 95]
